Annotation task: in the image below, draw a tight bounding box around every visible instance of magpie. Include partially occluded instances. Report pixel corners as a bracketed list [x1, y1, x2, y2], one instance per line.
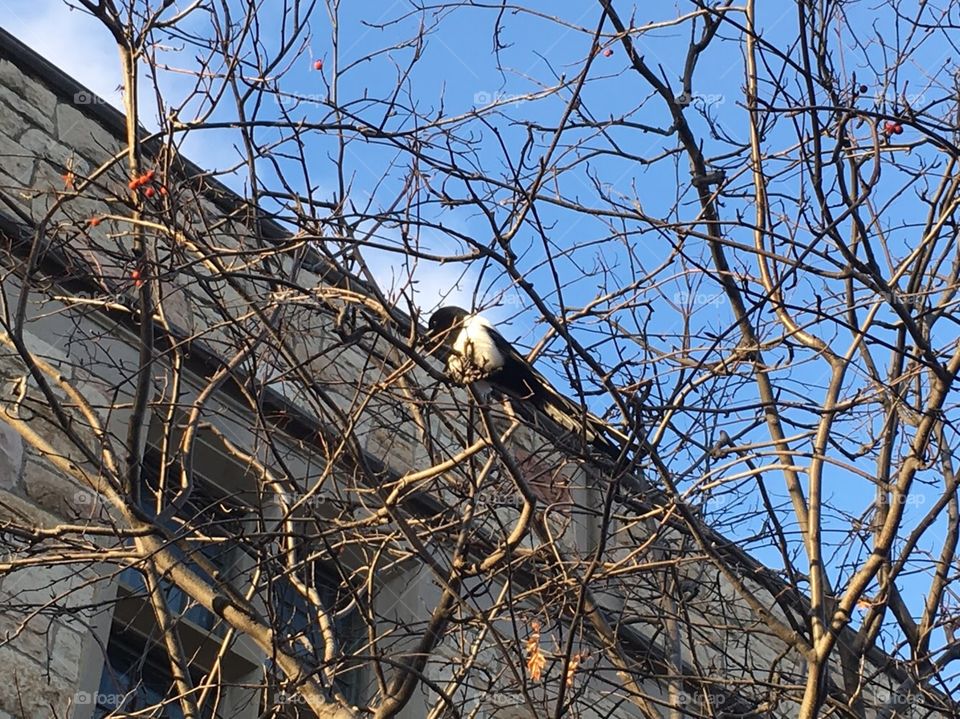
[427, 306, 622, 458]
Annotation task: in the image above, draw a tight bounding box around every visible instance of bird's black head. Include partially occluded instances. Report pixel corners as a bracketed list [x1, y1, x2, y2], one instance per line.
[427, 306, 469, 349]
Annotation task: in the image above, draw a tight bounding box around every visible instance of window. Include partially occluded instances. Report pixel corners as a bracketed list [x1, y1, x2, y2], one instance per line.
[101, 438, 362, 717]
[97, 446, 256, 717]
[94, 629, 215, 719]
[271, 567, 364, 708]
[119, 450, 246, 632]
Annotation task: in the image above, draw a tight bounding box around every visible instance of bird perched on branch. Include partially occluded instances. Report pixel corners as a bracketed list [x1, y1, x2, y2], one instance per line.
[426, 306, 623, 459]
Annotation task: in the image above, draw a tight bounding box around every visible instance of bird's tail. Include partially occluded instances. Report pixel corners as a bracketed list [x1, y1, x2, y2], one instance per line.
[536, 389, 627, 460]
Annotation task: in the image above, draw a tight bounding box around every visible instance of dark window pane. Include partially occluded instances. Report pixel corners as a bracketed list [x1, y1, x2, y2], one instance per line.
[94, 631, 214, 718]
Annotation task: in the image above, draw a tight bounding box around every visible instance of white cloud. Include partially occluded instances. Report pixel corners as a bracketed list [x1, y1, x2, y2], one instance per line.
[378, 254, 477, 310]
[357, 224, 479, 319]
[1, 1, 251, 176]
[1, 1, 123, 108]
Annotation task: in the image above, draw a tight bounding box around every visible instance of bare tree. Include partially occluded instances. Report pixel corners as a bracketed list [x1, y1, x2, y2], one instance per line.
[1, 1, 959, 718]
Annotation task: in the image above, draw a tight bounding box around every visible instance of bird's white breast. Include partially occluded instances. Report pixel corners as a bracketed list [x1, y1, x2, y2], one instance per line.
[453, 315, 505, 374]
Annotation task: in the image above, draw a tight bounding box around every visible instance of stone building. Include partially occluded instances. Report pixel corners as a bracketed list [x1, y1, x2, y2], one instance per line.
[0, 25, 947, 719]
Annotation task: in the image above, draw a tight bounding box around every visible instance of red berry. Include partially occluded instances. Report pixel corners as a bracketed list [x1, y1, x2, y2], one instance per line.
[130, 269, 140, 280]
[128, 178, 139, 190]
[159, 186, 168, 196]
[144, 169, 155, 182]
[143, 186, 155, 198]
[314, 59, 323, 70]
[892, 123, 903, 135]
[88, 217, 101, 227]
[603, 48, 613, 57]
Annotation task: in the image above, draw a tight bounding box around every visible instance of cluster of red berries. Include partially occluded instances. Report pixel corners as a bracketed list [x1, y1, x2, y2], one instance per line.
[128, 169, 168, 199]
[883, 120, 904, 136]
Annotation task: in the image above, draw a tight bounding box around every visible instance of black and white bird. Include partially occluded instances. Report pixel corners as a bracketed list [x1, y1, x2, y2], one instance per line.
[427, 306, 622, 458]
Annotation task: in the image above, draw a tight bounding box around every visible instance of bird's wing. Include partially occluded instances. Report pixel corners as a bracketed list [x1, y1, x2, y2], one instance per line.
[481, 325, 623, 456]
[479, 324, 540, 390]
